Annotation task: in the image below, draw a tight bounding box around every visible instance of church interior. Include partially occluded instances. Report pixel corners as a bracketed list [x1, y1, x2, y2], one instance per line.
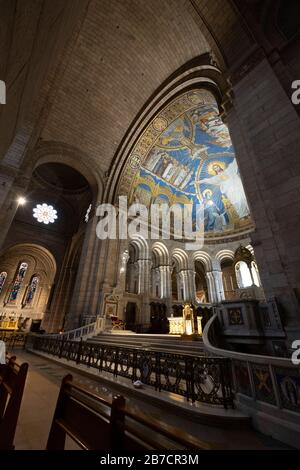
[0, 0, 300, 454]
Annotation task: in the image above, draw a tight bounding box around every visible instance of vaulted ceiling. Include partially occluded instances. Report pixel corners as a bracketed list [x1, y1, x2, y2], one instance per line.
[40, 0, 210, 171]
[0, 0, 254, 182]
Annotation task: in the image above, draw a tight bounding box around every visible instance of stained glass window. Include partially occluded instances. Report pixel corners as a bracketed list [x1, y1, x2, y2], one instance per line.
[33, 203, 58, 224]
[0, 272, 7, 293]
[8, 262, 28, 303]
[25, 275, 39, 305]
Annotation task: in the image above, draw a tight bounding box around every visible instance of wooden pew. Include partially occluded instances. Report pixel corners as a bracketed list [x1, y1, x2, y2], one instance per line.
[47, 374, 215, 450]
[0, 356, 28, 450]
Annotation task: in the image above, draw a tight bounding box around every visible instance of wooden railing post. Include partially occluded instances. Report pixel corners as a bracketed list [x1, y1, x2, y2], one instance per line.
[46, 374, 73, 450]
[110, 395, 125, 451]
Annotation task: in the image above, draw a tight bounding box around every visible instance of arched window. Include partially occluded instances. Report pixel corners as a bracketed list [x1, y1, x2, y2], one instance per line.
[171, 265, 178, 301]
[0, 272, 7, 293]
[251, 261, 261, 287]
[8, 262, 28, 303]
[24, 275, 39, 306]
[235, 261, 252, 288]
[195, 261, 208, 303]
[221, 259, 238, 299]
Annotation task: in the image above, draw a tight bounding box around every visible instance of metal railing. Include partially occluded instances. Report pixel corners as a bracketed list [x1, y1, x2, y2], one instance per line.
[30, 335, 234, 409]
[43, 317, 104, 342]
[0, 331, 27, 351]
[203, 314, 300, 415]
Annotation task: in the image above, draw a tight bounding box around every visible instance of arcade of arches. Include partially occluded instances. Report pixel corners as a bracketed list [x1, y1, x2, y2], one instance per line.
[1, 0, 300, 356]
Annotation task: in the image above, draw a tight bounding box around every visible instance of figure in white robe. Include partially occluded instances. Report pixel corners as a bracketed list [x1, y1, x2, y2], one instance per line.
[201, 159, 249, 218]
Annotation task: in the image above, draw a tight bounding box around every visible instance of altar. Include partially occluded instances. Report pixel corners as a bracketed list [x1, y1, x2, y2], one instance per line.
[168, 304, 202, 337]
[0, 319, 18, 331]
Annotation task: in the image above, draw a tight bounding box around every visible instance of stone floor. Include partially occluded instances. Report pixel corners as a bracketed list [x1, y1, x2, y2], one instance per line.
[13, 349, 292, 450]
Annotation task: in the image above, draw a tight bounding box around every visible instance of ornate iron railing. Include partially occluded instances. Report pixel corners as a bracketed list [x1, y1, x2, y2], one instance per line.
[0, 330, 27, 350]
[30, 335, 234, 408]
[203, 314, 300, 415]
[42, 317, 104, 342]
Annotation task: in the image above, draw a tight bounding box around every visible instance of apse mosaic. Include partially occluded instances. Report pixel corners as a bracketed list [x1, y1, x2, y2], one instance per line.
[118, 90, 253, 239]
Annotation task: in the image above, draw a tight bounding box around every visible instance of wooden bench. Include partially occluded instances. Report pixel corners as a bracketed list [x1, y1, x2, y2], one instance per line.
[47, 374, 215, 450]
[0, 355, 28, 450]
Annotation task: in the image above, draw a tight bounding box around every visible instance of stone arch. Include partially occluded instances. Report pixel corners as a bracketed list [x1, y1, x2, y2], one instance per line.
[0, 243, 56, 328]
[129, 236, 149, 261]
[171, 248, 189, 271]
[0, 243, 56, 279]
[107, 56, 228, 205]
[193, 251, 212, 272]
[152, 242, 170, 267]
[215, 249, 235, 264]
[215, 249, 236, 300]
[29, 141, 104, 202]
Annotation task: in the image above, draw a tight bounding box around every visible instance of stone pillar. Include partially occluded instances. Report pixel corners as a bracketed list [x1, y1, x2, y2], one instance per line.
[64, 213, 100, 329]
[0, 172, 30, 249]
[158, 265, 171, 298]
[178, 269, 195, 302]
[44, 264, 76, 333]
[137, 258, 151, 326]
[225, 56, 300, 338]
[151, 267, 159, 297]
[206, 268, 225, 304]
[137, 259, 151, 294]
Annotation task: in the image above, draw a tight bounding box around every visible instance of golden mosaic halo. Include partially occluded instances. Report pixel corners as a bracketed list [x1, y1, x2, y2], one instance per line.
[202, 188, 213, 198]
[207, 160, 226, 175]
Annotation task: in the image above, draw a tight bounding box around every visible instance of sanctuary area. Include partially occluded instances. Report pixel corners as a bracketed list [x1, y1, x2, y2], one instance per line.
[0, 0, 300, 453]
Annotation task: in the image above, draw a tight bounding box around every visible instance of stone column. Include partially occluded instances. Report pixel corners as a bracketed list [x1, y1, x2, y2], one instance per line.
[206, 268, 225, 304]
[137, 258, 151, 326]
[137, 259, 151, 294]
[0, 171, 30, 249]
[225, 56, 300, 337]
[44, 264, 76, 333]
[64, 212, 100, 329]
[158, 265, 171, 298]
[177, 269, 195, 302]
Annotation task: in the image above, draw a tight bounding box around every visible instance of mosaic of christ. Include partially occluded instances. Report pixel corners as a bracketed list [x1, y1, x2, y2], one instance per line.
[128, 94, 252, 236]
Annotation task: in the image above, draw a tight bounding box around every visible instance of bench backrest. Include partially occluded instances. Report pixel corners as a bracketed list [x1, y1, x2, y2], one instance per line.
[47, 374, 125, 450]
[0, 356, 28, 450]
[47, 374, 215, 450]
